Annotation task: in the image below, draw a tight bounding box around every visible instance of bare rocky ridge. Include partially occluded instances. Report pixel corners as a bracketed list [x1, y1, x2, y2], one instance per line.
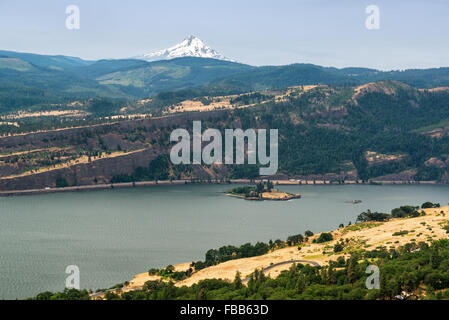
[0, 111, 227, 191]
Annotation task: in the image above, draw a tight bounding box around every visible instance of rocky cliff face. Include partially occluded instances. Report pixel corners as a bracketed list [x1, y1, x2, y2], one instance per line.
[0, 111, 228, 191]
[0, 148, 161, 190]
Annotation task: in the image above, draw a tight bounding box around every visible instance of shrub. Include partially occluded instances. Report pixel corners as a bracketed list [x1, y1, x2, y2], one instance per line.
[287, 234, 304, 246]
[391, 206, 420, 218]
[356, 210, 391, 222]
[333, 242, 344, 253]
[315, 233, 333, 243]
[148, 268, 159, 275]
[422, 202, 440, 209]
[304, 230, 314, 237]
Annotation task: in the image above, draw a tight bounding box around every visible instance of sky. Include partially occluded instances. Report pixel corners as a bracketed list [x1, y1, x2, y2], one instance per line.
[0, 0, 448, 70]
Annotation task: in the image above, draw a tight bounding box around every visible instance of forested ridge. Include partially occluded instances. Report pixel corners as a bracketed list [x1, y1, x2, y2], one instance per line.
[109, 82, 449, 182]
[3, 80, 449, 184]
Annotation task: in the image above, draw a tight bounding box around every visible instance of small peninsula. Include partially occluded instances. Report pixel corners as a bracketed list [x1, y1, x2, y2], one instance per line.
[226, 181, 301, 201]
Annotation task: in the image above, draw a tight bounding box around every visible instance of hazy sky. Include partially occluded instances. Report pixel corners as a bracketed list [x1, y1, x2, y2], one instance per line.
[1, 0, 448, 70]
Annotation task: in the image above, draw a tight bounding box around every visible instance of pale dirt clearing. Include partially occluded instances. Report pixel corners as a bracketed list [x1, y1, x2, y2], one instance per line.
[0, 148, 149, 180]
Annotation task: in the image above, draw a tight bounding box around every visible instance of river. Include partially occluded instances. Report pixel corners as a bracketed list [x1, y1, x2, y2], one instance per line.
[0, 184, 448, 299]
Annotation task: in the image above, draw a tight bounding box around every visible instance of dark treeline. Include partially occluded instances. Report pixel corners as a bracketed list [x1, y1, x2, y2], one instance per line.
[110, 154, 193, 183]
[356, 202, 440, 223]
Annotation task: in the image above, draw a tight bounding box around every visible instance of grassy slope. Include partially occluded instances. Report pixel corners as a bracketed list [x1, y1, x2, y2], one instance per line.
[122, 205, 449, 291]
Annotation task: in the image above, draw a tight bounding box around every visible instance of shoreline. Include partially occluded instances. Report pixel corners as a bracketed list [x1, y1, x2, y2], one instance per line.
[91, 205, 449, 299]
[226, 189, 302, 201]
[0, 178, 441, 197]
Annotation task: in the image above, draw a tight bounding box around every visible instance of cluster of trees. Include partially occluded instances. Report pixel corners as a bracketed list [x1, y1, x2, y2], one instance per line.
[356, 204, 431, 223]
[110, 155, 176, 183]
[391, 206, 421, 218]
[421, 202, 441, 209]
[193, 242, 270, 271]
[227, 186, 255, 197]
[30, 288, 90, 300]
[313, 233, 333, 244]
[227, 181, 275, 198]
[86, 98, 124, 116]
[0, 83, 51, 113]
[0, 112, 126, 136]
[179, 229, 314, 273]
[144, 85, 249, 115]
[191, 229, 317, 272]
[148, 265, 190, 281]
[55, 177, 69, 188]
[230, 92, 271, 106]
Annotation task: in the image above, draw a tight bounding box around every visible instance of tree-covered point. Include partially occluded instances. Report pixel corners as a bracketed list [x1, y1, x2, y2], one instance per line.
[230, 92, 272, 106]
[178, 226, 309, 272]
[28, 288, 90, 300]
[110, 154, 192, 183]
[227, 186, 255, 196]
[86, 97, 125, 116]
[218, 83, 449, 181]
[192, 242, 271, 271]
[313, 232, 333, 243]
[356, 210, 392, 223]
[149, 265, 192, 282]
[227, 181, 275, 198]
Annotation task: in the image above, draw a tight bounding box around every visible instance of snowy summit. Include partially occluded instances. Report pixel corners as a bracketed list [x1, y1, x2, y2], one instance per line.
[135, 35, 234, 62]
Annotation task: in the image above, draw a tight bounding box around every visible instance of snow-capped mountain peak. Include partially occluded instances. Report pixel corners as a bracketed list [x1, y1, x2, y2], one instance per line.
[135, 35, 234, 62]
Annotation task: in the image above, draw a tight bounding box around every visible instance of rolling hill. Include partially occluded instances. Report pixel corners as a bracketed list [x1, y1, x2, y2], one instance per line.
[2, 80, 449, 190]
[2, 49, 449, 114]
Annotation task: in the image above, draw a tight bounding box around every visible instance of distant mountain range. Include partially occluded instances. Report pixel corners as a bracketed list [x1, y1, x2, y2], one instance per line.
[2, 42, 449, 112]
[133, 35, 234, 62]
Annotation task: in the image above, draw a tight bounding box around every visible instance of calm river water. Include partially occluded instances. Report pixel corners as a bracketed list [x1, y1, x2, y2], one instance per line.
[1, 184, 448, 299]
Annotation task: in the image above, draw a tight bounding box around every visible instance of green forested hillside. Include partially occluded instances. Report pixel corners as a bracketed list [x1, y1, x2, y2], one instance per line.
[2, 51, 449, 182]
[93, 57, 254, 96]
[3, 80, 449, 182]
[2, 50, 449, 114]
[0, 56, 253, 111]
[209, 64, 449, 91]
[195, 82, 449, 181]
[0, 50, 93, 69]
